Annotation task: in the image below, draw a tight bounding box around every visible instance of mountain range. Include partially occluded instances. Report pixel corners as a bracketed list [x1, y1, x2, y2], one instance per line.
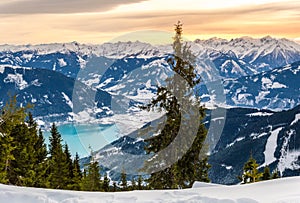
[0, 36, 299, 184]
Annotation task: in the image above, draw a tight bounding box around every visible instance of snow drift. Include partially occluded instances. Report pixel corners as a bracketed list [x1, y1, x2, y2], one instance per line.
[0, 177, 299, 203]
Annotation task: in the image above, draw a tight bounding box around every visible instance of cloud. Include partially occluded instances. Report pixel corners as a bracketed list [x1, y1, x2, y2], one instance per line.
[0, 0, 149, 14]
[56, 2, 300, 34]
[0, 1, 299, 44]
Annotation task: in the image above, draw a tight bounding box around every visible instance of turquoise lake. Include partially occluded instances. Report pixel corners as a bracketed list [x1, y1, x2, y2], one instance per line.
[44, 123, 120, 158]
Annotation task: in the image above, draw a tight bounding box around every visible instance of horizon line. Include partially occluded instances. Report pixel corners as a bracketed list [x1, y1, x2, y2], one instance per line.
[0, 35, 299, 46]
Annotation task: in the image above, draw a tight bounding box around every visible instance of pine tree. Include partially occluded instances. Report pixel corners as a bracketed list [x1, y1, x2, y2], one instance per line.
[103, 173, 110, 192]
[0, 96, 27, 184]
[81, 151, 101, 191]
[49, 123, 62, 157]
[9, 123, 37, 186]
[0, 131, 15, 184]
[33, 129, 49, 188]
[36, 129, 47, 162]
[137, 175, 143, 190]
[18, 113, 44, 187]
[81, 169, 88, 190]
[0, 99, 47, 187]
[240, 155, 263, 184]
[27, 112, 37, 133]
[120, 169, 127, 191]
[0, 103, 49, 187]
[0, 96, 28, 133]
[271, 169, 280, 179]
[112, 181, 117, 192]
[131, 177, 136, 190]
[82, 161, 102, 191]
[142, 21, 209, 189]
[262, 165, 271, 181]
[63, 143, 74, 188]
[70, 153, 82, 190]
[48, 123, 69, 189]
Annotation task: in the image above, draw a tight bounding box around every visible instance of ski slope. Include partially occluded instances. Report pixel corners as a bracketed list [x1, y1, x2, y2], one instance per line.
[0, 177, 299, 203]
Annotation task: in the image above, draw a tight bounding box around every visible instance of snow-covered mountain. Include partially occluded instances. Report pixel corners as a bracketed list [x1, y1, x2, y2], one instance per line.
[1, 36, 300, 80]
[0, 37, 299, 124]
[224, 61, 300, 110]
[195, 36, 300, 72]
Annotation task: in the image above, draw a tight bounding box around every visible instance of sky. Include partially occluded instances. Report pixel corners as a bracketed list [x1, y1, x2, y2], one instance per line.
[0, 0, 299, 44]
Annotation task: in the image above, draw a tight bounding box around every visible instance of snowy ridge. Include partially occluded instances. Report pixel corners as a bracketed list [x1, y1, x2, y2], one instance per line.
[0, 177, 299, 203]
[1, 36, 299, 66]
[0, 41, 165, 59]
[195, 36, 300, 62]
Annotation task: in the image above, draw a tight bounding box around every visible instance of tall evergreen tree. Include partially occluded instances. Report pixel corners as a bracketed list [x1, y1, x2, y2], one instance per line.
[69, 152, 82, 190]
[0, 96, 27, 184]
[0, 130, 15, 184]
[63, 143, 74, 188]
[240, 155, 263, 184]
[48, 123, 69, 189]
[9, 123, 37, 186]
[0, 98, 77, 189]
[33, 128, 49, 188]
[82, 160, 102, 191]
[16, 112, 45, 187]
[81, 149, 101, 191]
[49, 123, 62, 157]
[36, 129, 48, 162]
[142, 21, 209, 189]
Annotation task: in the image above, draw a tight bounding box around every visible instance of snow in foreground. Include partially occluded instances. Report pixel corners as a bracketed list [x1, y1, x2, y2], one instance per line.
[0, 177, 299, 203]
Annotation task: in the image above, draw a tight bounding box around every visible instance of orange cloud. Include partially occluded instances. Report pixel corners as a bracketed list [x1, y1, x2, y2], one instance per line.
[0, 1, 299, 44]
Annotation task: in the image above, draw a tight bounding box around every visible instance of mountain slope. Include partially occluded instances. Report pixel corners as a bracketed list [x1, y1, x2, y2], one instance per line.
[224, 61, 300, 110]
[0, 66, 111, 126]
[209, 105, 300, 184]
[86, 105, 300, 184]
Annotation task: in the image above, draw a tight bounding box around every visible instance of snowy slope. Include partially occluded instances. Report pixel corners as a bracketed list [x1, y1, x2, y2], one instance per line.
[0, 177, 299, 203]
[0, 66, 112, 127]
[224, 61, 300, 110]
[209, 105, 300, 184]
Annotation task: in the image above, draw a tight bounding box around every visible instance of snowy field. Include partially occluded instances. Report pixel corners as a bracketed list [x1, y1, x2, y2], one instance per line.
[0, 177, 299, 203]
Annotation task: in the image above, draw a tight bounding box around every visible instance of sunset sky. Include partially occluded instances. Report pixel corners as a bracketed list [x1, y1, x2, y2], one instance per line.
[0, 0, 299, 44]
